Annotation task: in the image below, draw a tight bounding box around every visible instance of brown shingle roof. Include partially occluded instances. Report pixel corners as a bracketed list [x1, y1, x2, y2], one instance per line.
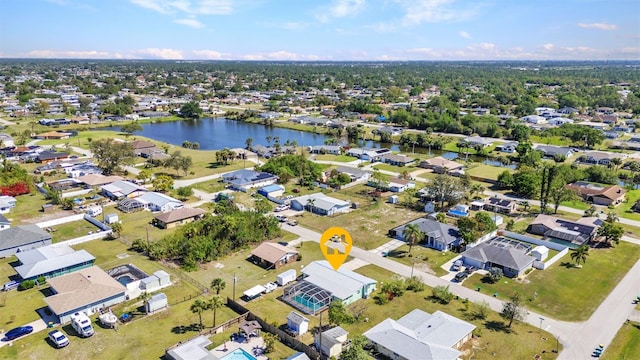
[44, 266, 125, 315]
[250, 243, 298, 264]
[154, 207, 205, 224]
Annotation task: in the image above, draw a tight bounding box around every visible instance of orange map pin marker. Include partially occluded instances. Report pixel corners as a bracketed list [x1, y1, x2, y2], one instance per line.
[320, 227, 352, 271]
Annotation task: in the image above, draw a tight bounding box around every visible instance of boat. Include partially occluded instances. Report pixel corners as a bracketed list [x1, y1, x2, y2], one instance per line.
[99, 311, 118, 328]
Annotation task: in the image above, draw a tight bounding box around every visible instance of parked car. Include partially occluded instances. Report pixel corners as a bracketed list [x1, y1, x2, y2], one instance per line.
[48, 330, 69, 348]
[286, 219, 298, 226]
[452, 260, 463, 271]
[278, 241, 289, 247]
[454, 271, 469, 282]
[3, 326, 33, 341]
[263, 282, 277, 293]
[275, 204, 290, 212]
[2, 280, 20, 291]
[275, 215, 287, 222]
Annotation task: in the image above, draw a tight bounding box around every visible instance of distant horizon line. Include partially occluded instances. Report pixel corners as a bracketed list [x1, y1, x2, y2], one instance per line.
[1, 58, 639, 63]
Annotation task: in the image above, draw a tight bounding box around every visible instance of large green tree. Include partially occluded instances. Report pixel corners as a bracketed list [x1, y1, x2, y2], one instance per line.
[401, 223, 423, 256]
[180, 101, 203, 118]
[89, 139, 134, 175]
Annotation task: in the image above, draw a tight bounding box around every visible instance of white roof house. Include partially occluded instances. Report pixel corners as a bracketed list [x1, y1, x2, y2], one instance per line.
[135, 192, 183, 212]
[301, 260, 376, 305]
[290, 193, 350, 216]
[363, 309, 476, 360]
[14, 244, 95, 280]
[101, 180, 147, 199]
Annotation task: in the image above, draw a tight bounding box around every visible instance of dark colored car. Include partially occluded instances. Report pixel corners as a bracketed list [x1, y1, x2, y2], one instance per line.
[278, 241, 289, 247]
[454, 271, 469, 282]
[3, 326, 33, 341]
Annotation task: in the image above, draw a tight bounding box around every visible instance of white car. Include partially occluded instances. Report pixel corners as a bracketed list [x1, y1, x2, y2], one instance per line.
[263, 282, 277, 293]
[48, 330, 70, 348]
[275, 205, 290, 212]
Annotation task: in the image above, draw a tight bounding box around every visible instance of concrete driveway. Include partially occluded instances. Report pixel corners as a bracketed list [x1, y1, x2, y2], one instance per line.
[0, 319, 47, 349]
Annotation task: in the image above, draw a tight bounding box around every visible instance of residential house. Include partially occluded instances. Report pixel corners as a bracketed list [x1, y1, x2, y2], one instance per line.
[547, 117, 574, 126]
[44, 266, 126, 324]
[346, 147, 392, 161]
[249, 242, 299, 269]
[534, 145, 574, 159]
[386, 178, 416, 193]
[0, 196, 17, 214]
[230, 148, 257, 160]
[483, 197, 518, 214]
[577, 151, 627, 166]
[380, 153, 415, 166]
[221, 169, 279, 192]
[0, 214, 10, 231]
[389, 218, 461, 251]
[576, 121, 608, 131]
[332, 166, 371, 183]
[495, 141, 518, 153]
[463, 136, 494, 148]
[296, 260, 376, 307]
[290, 193, 350, 216]
[37, 151, 70, 164]
[0, 133, 15, 148]
[461, 238, 536, 278]
[257, 184, 285, 198]
[166, 336, 216, 360]
[418, 156, 465, 175]
[604, 131, 622, 139]
[363, 309, 476, 360]
[377, 126, 403, 136]
[101, 180, 148, 200]
[130, 140, 157, 156]
[153, 208, 205, 229]
[565, 182, 626, 206]
[118, 192, 183, 213]
[521, 115, 547, 124]
[287, 311, 310, 336]
[77, 174, 124, 188]
[258, 111, 281, 119]
[13, 244, 95, 280]
[315, 326, 349, 358]
[35, 131, 72, 140]
[473, 107, 490, 116]
[527, 214, 601, 246]
[0, 225, 52, 258]
[308, 145, 342, 155]
[557, 107, 580, 115]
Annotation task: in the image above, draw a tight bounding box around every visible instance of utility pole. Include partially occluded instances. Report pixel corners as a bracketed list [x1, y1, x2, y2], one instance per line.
[146, 227, 150, 256]
[318, 310, 323, 360]
[232, 272, 237, 300]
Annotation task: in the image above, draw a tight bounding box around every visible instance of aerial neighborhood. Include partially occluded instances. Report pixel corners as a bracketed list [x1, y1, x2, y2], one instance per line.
[0, 59, 639, 360]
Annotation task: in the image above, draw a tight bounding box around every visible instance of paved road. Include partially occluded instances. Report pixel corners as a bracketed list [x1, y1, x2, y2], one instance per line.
[281, 222, 640, 359]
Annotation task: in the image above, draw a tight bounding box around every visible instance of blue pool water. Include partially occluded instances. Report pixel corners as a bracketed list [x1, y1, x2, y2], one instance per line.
[447, 209, 469, 217]
[221, 348, 258, 360]
[117, 275, 134, 285]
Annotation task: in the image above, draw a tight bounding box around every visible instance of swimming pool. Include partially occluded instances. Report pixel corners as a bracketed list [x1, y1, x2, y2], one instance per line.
[220, 348, 258, 360]
[117, 275, 134, 285]
[447, 209, 468, 217]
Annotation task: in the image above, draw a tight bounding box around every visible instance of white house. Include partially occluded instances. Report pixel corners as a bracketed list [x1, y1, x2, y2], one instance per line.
[290, 193, 350, 216]
[521, 115, 547, 124]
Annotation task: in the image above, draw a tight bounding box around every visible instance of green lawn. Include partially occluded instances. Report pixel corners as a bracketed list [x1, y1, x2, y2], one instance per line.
[49, 219, 102, 243]
[466, 164, 513, 181]
[463, 241, 640, 321]
[0, 257, 48, 327]
[560, 199, 591, 211]
[615, 189, 640, 222]
[294, 186, 425, 250]
[530, 135, 572, 146]
[313, 154, 358, 162]
[386, 245, 458, 277]
[5, 193, 51, 225]
[372, 163, 417, 173]
[602, 321, 640, 360]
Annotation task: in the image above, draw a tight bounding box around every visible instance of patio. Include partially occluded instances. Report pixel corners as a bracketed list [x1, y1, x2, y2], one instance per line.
[210, 335, 268, 360]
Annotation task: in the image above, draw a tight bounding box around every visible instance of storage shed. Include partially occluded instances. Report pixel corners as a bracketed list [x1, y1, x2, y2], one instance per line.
[388, 195, 399, 204]
[531, 246, 549, 261]
[105, 213, 119, 224]
[154, 270, 171, 286]
[140, 276, 160, 291]
[287, 311, 310, 335]
[146, 293, 168, 314]
[277, 269, 297, 286]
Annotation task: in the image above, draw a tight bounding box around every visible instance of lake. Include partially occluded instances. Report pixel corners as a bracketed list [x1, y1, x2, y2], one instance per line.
[115, 118, 331, 150]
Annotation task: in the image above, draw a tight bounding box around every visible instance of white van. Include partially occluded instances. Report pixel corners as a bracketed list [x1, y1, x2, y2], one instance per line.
[71, 312, 94, 338]
[85, 206, 102, 217]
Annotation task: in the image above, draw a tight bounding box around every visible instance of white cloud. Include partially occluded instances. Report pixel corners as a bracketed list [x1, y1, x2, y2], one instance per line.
[173, 18, 205, 28]
[192, 49, 225, 59]
[130, 0, 233, 16]
[134, 48, 184, 59]
[395, 0, 479, 26]
[25, 50, 113, 58]
[241, 51, 320, 61]
[459, 31, 471, 39]
[317, 0, 366, 22]
[467, 42, 495, 50]
[542, 43, 554, 51]
[578, 22, 618, 30]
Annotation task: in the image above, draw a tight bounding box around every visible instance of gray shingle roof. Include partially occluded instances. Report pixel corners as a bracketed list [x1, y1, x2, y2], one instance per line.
[462, 242, 535, 270]
[0, 225, 51, 250]
[391, 218, 460, 245]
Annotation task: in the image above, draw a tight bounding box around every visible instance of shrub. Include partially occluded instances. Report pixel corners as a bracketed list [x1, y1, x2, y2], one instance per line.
[404, 276, 425, 292]
[36, 276, 46, 285]
[18, 280, 36, 290]
[431, 285, 453, 304]
[373, 293, 389, 305]
[484, 267, 503, 283]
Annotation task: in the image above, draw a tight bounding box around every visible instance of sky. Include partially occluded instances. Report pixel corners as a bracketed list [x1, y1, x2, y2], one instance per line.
[0, 0, 639, 60]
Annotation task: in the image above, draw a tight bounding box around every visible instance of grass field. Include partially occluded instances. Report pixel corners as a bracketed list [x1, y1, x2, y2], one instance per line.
[49, 219, 102, 243]
[293, 186, 424, 250]
[615, 189, 640, 222]
[560, 199, 591, 211]
[386, 245, 458, 276]
[6, 193, 51, 225]
[313, 154, 358, 162]
[372, 163, 417, 173]
[602, 321, 640, 360]
[463, 241, 640, 321]
[466, 164, 513, 181]
[0, 257, 47, 327]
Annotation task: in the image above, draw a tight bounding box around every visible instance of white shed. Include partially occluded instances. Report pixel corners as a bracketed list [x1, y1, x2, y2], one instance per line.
[287, 311, 310, 335]
[140, 276, 160, 291]
[531, 246, 549, 261]
[277, 269, 297, 286]
[105, 213, 119, 224]
[153, 270, 171, 286]
[146, 292, 168, 313]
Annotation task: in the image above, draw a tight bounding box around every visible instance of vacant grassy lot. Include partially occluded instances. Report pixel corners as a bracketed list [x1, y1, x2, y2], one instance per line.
[293, 187, 425, 250]
[615, 189, 640, 222]
[0, 257, 48, 327]
[466, 164, 513, 181]
[602, 321, 640, 360]
[387, 245, 458, 277]
[50, 219, 102, 243]
[559, 199, 591, 211]
[463, 241, 640, 321]
[5, 193, 51, 225]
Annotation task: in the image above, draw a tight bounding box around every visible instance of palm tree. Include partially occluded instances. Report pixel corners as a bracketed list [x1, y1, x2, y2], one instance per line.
[570, 245, 589, 268]
[305, 198, 316, 213]
[470, 183, 485, 199]
[210, 278, 226, 295]
[519, 201, 531, 213]
[266, 135, 273, 147]
[401, 223, 423, 256]
[611, 158, 622, 173]
[245, 137, 253, 151]
[138, 291, 151, 308]
[190, 299, 207, 329]
[208, 295, 224, 328]
[605, 211, 619, 223]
